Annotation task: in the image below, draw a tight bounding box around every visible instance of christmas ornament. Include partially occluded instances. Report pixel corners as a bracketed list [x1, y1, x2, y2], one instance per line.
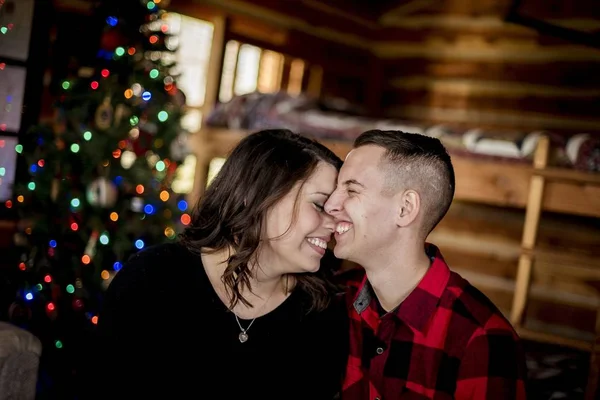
[95, 97, 114, 130]
[86, 177, 118, 208]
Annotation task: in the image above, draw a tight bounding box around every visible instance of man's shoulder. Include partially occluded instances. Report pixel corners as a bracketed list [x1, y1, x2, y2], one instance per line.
[445, 270, 518, 336]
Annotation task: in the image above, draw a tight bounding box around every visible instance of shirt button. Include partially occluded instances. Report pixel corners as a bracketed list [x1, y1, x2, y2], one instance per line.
[376, 347, 384, 355]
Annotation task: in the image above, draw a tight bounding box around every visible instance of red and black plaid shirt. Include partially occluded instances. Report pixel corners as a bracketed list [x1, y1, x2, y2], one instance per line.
[341, 245, 527, 400]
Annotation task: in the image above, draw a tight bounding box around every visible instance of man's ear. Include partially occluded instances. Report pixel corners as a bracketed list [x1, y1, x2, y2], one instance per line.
[396, 189, 420, 228]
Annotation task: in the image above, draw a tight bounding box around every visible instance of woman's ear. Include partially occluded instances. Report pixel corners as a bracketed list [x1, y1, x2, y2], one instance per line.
[396, 189, 420, 228]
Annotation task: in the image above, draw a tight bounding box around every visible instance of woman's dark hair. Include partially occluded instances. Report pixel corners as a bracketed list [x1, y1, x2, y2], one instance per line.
[180, 129, 342, 312]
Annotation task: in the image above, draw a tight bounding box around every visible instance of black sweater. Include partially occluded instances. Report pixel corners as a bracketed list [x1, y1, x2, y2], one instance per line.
[82, 242, 348, 400]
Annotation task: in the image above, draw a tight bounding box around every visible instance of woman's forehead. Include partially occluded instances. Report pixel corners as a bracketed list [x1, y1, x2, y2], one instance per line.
[303, 163, 337, 193]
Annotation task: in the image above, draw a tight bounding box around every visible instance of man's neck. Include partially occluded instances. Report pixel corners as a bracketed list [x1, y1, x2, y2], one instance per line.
[363, 241, 431, 312]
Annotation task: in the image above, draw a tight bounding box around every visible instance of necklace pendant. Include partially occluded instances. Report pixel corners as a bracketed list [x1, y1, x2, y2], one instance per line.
[238, 331, 249, 343]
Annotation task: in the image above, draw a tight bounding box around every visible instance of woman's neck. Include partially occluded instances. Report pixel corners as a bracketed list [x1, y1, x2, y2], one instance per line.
[201, 247, 290, 319]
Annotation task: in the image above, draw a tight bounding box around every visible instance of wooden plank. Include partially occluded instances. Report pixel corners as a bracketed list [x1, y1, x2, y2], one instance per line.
[378, 0, 438, 21]
[517, 327, 594, 352]
[382, 89, 600, 120]
[543, 181, 600, 218]
[167, 0, 225, 20]
[196, 0, 373, 49]
[300, 0, 380, 29]
[453, 268, 599, 337]
[540, 167, 600, 185]
[516, 0, 600, 20]
[229, 17, 288, 46]
[374, 42, 600, 62]
[533, 255, 600, 280]
[387, 77, 600, 98]
[511, 255, 534, 325]
[381, 59, 600, 88]
[587, 308, 600, 400]
[384, 104, 600, 132]
[452, 156, 531, 208]
[511, 136, 549, 326]
[377, 23, 537, 41]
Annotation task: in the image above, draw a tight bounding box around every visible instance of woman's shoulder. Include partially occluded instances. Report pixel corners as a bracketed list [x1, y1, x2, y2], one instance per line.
[107, 241, 199, 293]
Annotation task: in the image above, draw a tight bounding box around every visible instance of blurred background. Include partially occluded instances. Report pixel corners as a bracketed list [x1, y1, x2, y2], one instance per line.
[0, 0, 599, 399]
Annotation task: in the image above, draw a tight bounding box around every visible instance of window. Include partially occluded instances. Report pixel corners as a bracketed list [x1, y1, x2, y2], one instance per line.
[218, 40, 317, 103]
[165, 12, 214, 134]
[163, 13, 215, 195]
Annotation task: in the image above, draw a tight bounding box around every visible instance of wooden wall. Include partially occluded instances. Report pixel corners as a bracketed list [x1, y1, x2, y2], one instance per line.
[183, 0, 600, 133]
[373, 0, 600, 132]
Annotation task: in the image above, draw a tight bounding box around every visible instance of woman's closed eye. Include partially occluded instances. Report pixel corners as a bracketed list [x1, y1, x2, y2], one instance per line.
[313, 203, 325, 212]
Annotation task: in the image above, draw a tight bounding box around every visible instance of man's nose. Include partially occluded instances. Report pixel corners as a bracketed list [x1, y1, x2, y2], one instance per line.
[322, 213, 336, 232]
[324, 191, 342, 215]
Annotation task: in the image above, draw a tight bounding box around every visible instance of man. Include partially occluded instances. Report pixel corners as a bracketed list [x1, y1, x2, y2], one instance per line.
[325, 130, 527, 399]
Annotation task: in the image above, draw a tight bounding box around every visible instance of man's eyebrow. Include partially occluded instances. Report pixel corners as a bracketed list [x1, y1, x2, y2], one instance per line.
[343, 179, 365, 188]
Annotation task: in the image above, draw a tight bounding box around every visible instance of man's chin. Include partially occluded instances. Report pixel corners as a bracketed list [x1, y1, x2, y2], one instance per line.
[333, 244, 350, 260]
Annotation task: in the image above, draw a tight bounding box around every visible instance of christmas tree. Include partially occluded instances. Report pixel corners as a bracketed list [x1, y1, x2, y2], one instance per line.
[6, 0, 191, 392]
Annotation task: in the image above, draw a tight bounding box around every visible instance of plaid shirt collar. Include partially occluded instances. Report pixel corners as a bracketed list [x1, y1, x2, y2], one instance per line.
[351, 243, 451, 332]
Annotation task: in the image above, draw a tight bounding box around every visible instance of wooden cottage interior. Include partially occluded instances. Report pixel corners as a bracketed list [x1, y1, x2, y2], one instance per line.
[167, 0, 600, 347]
[161, 0, 600, 395]
[1, 0, 600, 397]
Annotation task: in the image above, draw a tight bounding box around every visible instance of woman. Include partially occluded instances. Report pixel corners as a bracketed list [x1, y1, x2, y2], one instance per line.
[88, 129, 348, 399]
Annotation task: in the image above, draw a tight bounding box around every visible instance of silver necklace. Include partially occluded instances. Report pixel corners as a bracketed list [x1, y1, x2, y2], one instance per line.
[233, 284, 279, 343]
[235, 315, 255, 343]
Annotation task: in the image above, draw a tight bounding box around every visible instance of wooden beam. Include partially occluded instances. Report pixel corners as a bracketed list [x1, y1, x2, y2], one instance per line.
[506, 9, 600, 50]
[194, 0, 373, 50]
[543, 180, 600, 218]
[510, 136, 550, 326]
[374, 42, 600, 62]
[388, 76, 600, 98]
[379, 0, 438, 23]
[381, 15, 528, 30]
[301, 0, 379, 29]
[382, 59, 600, 88]
[384, 105, 600, 132]
[383, 90, 600, 121]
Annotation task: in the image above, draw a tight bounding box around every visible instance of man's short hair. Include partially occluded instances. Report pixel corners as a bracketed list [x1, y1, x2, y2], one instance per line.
[354, 130, 455, 236]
